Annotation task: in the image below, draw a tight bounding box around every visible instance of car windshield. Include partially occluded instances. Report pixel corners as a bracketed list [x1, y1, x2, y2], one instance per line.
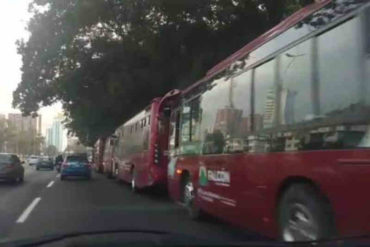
[0, 155, 10, 163]
[66, 156, 88, 163]
[1, 0, 370, 245]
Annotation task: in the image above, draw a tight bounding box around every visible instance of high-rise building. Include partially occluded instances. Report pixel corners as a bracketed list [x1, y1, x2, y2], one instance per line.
[263, 87, 277, 129]
[46, 127, 53, 147]
[46, 115, 65, 152]
[38, 115, 42, 135]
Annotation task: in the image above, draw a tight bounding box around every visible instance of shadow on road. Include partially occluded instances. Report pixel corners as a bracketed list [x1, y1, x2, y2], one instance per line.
[115, 179, 171, 202]
[0, 180, 24, 187]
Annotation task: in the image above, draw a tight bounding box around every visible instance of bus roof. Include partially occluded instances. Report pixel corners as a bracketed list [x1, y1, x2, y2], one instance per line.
[183, 0, 331, 95]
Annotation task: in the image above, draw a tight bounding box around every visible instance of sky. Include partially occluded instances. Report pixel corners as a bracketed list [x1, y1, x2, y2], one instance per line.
[0, 0, 62, 134]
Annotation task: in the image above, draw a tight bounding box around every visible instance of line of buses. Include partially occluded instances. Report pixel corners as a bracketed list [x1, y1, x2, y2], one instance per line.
[92, 0, 370, 242]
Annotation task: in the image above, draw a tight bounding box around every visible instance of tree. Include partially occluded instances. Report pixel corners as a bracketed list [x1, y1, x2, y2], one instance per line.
[14, 0, 312, 145]
[45, 145, 58, 156]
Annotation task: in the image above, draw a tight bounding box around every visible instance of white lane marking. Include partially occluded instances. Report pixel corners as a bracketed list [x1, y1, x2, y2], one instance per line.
[16, 197, 41, 223]
[46, 181, 55, 188]
[56, 174, 60, 178]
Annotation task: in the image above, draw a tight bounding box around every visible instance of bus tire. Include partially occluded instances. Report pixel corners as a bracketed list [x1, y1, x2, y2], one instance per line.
[182, 174, 203, 220]
[278, 183, 336, 242]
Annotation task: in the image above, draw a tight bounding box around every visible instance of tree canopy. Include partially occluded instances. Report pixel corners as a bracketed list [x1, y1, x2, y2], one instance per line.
[13, 0, 312, 145]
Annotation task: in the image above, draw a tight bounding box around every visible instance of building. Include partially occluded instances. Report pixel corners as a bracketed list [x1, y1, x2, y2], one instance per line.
[213, 107, 243, 137]
[46, 115, 65, 152]
[263, 87, 277, 129]
[46, 127, 53, 147]
[7, 113, 41, 134]
[5, 113, 43, 154]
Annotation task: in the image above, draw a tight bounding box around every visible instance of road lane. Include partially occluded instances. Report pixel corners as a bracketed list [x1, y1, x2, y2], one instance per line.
[0, 165, 56, 239]
[7, 172, 267, 243]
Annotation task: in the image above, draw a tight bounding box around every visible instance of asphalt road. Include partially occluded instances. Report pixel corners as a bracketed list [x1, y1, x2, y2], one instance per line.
[0, 165, 266, 244]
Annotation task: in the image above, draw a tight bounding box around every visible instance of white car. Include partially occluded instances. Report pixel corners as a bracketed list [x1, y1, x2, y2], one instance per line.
[28, 156, 40, 166]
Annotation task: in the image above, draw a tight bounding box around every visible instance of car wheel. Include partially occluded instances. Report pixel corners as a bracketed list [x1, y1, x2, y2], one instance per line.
[182, 174, 203, 220]
[278, 184, 336, 242]
[36, 167, 40, 171]
[19, 174, 24, 183]
[60, 175, 66, 181]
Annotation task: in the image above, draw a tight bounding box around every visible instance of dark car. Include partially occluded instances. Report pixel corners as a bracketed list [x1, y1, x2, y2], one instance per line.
[36, 157, 54, 170]
[0, 153, 25, 183]
[61, 154, 91, 180]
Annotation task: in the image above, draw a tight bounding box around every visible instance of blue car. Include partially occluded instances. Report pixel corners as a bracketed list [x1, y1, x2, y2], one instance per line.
[60, 155, 91, 180]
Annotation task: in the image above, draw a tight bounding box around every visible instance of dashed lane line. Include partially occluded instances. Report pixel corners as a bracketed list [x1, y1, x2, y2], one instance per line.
[46, 181, 55, 188]
[16, 197, 41, 223]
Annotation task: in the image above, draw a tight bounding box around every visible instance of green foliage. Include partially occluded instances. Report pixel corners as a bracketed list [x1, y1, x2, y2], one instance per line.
[14, 0, 311, 145]
[45, 145, 58, 156]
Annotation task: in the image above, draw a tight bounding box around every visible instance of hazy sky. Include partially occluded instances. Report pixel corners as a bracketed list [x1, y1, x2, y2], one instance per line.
[0, 0, 62, 133]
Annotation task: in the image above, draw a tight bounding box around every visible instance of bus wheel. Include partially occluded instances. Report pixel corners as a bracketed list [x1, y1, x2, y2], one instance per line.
[183, 175, 202, 220]
[278, 184, 335, 242]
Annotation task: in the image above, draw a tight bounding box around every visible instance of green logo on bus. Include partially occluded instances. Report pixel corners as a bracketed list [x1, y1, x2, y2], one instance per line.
[199, 166, 208, 186]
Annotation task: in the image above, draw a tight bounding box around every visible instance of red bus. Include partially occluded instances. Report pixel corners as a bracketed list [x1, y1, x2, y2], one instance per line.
[114, 90, 180, 191]
[168, 0, 370, 242]
[102, 137, 116, 178]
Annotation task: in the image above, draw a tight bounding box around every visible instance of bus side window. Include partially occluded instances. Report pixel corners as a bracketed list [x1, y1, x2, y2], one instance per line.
[180, 98, 201, 155]
[175, 111, 180, 148]
[169, 110, 180, 155]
